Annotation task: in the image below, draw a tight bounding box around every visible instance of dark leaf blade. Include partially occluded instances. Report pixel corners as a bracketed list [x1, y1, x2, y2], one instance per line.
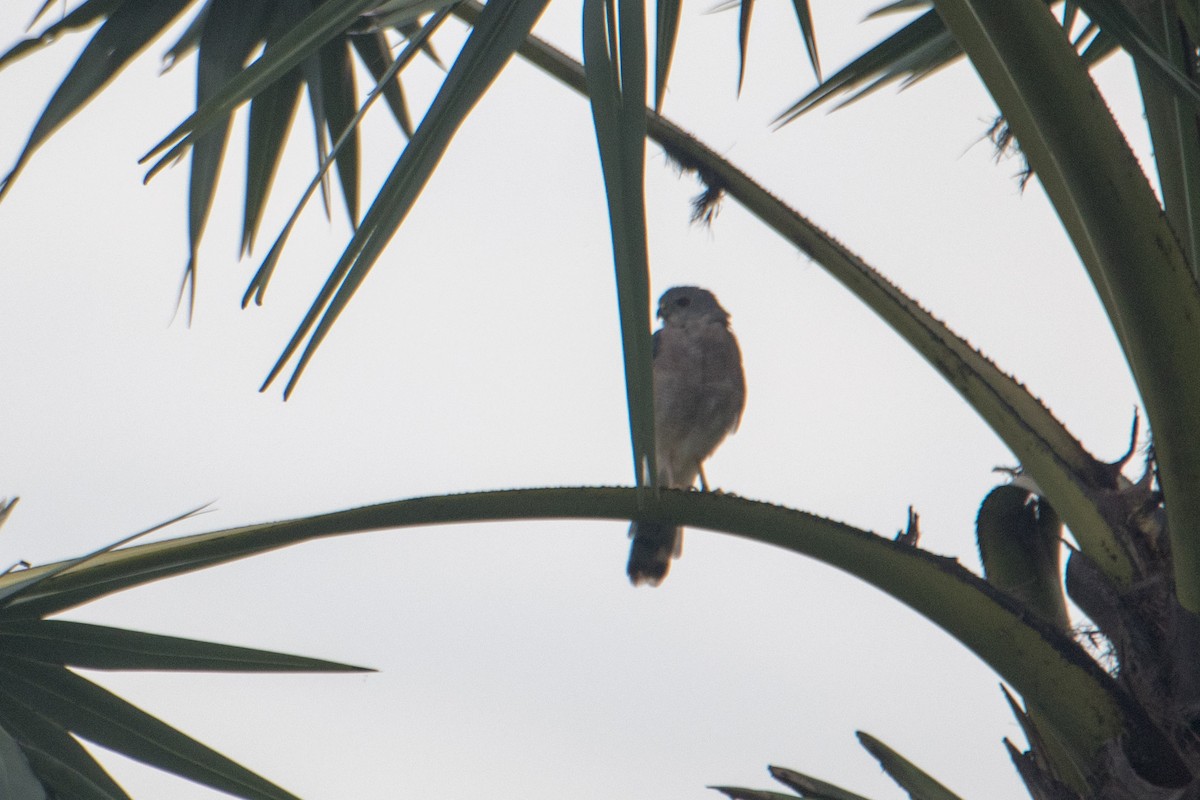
[1078, 0, 1200, 108]
[302, 51, 336, 221]
[0, 0, 124, 71]
[777, 9, 947, 124]
[0, 0, 194, 200]
[0, 720, 47, 800]
[653, 0, 682, 111]
[0, 507, 206, 609]
[161, 0, 211, 69]
[736, 0, 753, 92]
[768, 765, 876, 800]
[0, 691, 128, 800]
[349, 31, 415, 135]
[317, 38, 362, 225]
[185, 0, 270, 316]
[582, 0, 656, 488]
[395, 19, 447, 68]
[789, 0, 820, 80]
[244, 9, 452, 307]
[264, 0, 553, 397]
[140, 0, 385, 175]
[0, 620, 371, 673]
[855, 732, 965, 800]
[240, 0, 309, 256]
[710, 789, 802, 800]
[1135, 2, 1200, 267]
[0, 658, 301, 800]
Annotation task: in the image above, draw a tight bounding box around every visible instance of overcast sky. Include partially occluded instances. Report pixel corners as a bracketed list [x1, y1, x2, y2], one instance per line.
[0, 2, 1149, 799]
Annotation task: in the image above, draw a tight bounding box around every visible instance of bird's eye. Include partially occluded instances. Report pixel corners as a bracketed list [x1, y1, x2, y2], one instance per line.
[675, 296, 691, 308]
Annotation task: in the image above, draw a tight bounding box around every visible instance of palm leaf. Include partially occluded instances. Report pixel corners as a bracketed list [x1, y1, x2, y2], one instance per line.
[582, 0, 656, 488]
[0, 620, 370, 673]
[789, 0, 821, 80]
[0, 696, 128, 800]
[653, 0, 682, 110]
[769, 764, 876, 800]
[0, 0, 195, 201]
[140, 0, 385, 179]
[0, 658, 301, 800]
[314, 37, 362, 226]
[348, 30, 416, 135]
[259, 0, 552, 398]
[711, 789, 811, 800]
[855, 733, 965, 800]
[0, 0, 124, 72]
[243, 9, 452, 308]
[241, 0, 310, 256]
[185, 0, 271, 317]
[736, 0, 754, 92]
[0, 721, 45, 800]
[0, 507, 205, 609]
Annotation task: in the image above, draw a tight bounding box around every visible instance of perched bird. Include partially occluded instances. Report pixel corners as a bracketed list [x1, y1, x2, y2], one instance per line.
[627, 286, 746, 586]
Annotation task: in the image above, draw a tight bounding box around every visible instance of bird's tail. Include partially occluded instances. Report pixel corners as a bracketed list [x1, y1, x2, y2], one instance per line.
[627, 520, 682, 587]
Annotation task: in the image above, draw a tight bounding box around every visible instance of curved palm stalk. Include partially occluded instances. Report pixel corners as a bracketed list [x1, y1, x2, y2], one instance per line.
[929, 0, 1200, 614]
[452, 3, 1136, 587]
[5, 486, 1176, 776]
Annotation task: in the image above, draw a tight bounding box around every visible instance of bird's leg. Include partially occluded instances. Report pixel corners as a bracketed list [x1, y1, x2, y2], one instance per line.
[697, 463, 709, 493]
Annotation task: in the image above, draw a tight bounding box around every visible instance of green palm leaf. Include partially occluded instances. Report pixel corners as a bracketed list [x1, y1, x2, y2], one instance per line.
[0, 486, 1157, 769]
[313, 37, 362, 226]
[0, 696, 128, 800]
[259, 0, 552, 399]
[0, 620, 370, 673]
[243, 9, 451, 308]
[855, 733, 965, 800]
[0, 0, 194, 201]
[0, 657, 302, 800]
[0, 723, 45, 800]
[241, 2, 309, 257]
[0, 505, 366, 799]
[582, 0, 656, 487]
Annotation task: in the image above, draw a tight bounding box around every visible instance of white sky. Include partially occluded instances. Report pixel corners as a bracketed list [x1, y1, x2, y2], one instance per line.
[0, 2, 1149, 799]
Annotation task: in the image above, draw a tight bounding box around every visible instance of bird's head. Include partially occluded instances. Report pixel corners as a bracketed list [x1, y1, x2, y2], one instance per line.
[656, 286, 730, 325]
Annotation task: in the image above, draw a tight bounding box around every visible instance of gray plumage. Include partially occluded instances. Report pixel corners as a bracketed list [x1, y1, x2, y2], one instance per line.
[627, 286, 746, 586]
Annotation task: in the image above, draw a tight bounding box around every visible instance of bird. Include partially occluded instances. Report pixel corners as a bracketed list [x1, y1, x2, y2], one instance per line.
[627, 286, 746, 586]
